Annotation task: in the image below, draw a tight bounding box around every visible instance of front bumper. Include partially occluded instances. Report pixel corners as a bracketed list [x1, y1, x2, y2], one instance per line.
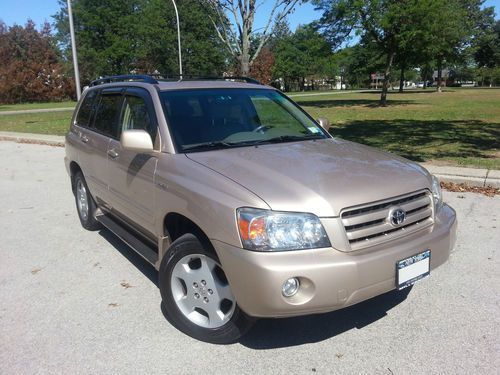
[214, 204, 457, 318]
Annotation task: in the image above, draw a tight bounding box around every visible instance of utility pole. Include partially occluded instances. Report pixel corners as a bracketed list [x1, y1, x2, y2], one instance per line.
[67, 0, 81, 100]
[171, 0, 183, 78]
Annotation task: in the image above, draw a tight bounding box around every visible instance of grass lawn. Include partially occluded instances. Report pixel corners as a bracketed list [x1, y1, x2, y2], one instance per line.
[0, 111, 72, 136]
[295, 88, 500, 169]
[0, 101, 76, 112]
[0, 88, 498, 169]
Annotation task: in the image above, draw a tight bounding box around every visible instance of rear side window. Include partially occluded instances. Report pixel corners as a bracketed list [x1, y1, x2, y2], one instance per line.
[93, 92, 123, 138]
[75, 90, 98, 127]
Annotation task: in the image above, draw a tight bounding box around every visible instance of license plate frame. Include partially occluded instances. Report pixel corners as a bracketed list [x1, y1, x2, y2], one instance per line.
[396, 250, 431, 290]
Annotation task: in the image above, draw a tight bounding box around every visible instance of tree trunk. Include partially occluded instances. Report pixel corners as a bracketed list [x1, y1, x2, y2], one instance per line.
[437, 59, 443, 92]
[398, 63, 405, 93]
[380, 51, 395, 106]
[239, 23, 251, 76]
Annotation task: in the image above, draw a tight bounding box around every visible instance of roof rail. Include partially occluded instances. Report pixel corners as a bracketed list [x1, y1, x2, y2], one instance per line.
[152, 75, 262, 85]
[88, 74, 262, 87]
[196, 76, 262, 85]
[226, 76, 262, 85]
[89, 74, 159, 87]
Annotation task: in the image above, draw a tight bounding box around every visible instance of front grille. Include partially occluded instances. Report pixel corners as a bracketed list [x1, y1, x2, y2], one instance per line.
[341, 190, 433, 250]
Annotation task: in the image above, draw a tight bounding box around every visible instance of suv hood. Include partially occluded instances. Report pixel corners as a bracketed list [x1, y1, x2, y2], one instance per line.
[186, 138, 432, 217]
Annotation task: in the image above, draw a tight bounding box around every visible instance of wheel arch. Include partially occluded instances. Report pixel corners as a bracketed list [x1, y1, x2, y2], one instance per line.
[162, 212, 217, 261]
[69, 161, 83, 194]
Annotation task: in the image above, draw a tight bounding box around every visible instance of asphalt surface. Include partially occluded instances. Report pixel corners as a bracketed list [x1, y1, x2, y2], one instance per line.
[0, 141, 499, 375]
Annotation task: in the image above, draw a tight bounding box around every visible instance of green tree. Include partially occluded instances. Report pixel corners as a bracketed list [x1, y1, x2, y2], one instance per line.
[273, 26, 332, 91]
[313, 0, 476, 103]
[473, 8, 500, 70]
[423, 0, 473, 91]
[54, 0, 147, 81]
[314, 0, 412, 104]
[53, 0, 229, 83]
[138, 0, 228, 76]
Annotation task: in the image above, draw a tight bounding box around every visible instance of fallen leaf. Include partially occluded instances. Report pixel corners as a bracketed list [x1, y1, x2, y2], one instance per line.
[120, 281, 134, 289]
[441, 182, 499, 197]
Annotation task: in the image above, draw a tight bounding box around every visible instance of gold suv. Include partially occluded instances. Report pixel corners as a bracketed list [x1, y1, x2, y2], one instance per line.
[65, 75, 457, 344]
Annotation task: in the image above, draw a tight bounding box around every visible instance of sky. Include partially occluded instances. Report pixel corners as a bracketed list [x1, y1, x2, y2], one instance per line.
[0, 0, 498, 31]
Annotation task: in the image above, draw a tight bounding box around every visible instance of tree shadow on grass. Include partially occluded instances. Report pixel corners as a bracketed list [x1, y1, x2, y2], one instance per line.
[240, 287, 412, 349]
[329, 119, 500, 162]
[297, 99, 414, 108]
[356, 89, 456, 95]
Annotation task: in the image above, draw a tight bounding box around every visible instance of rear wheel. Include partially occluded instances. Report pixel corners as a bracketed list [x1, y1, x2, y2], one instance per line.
[74, 172, 101, 231]
[159, 233, 254, 344]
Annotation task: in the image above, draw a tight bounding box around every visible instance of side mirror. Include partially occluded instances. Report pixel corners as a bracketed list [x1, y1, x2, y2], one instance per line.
[317, 118, 330, 132]
[120, 129, 153, 152]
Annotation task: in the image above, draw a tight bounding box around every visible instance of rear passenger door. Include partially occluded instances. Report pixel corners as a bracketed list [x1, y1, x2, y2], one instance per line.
[106, 87, 159, 238]
[74, 88, 123, 205]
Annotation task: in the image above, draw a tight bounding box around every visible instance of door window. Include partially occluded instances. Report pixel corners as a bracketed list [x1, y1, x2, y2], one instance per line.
[93, 92, 124, 138]
[75, 89, 98, 127]
[120, 94, 157, 142]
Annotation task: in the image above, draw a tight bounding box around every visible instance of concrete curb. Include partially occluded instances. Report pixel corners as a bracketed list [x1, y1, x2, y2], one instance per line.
[0, 132, 65, 147]
[0, 107, 75, 115]
[421, 163, 500, 188]
[0, 131, 498, 188]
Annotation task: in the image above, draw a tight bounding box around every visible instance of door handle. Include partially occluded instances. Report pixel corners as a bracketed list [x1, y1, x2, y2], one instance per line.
[81, 135, 89, 143]
[107, 149, 119, 159]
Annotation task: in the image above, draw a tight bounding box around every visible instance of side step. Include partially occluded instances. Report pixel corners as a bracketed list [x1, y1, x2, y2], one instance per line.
[96, 214, 159, 266]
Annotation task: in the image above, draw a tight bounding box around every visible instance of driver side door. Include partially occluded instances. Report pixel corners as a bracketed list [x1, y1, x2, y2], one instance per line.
[106, 87, 159, 239]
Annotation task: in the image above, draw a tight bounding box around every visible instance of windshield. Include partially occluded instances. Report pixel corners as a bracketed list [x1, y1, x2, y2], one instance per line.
[160, 88, 328, 152]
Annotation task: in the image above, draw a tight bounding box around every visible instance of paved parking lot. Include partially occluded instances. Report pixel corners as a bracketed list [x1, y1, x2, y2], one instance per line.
[1, 141, 499, 374]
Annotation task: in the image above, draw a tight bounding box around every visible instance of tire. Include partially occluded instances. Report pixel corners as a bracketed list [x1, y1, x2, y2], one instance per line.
[159, 233, 255, 344]
[73, 171, 101, 231]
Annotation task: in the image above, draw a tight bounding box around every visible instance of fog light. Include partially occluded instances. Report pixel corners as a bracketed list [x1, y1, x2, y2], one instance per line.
[282, 277, 300, 297]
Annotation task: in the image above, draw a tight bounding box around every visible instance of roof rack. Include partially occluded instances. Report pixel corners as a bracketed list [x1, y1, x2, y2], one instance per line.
[89, 74, 262, 87]
[89, 74, 159, 87]
[198, 76, 262, 85]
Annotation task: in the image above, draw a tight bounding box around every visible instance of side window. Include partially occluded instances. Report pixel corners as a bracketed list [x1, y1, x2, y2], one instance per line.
[75, 89, 98, 127]
[93, 92, 123, 138]
[120, 93, 157, 141]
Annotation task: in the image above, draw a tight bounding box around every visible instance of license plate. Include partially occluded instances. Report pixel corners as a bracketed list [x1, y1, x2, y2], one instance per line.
[396, 250, 430, 290]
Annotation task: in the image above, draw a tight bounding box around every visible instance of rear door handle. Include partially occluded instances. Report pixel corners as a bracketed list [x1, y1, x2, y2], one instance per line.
[107, 149, 119, 159]
[81, 135, 89, 143]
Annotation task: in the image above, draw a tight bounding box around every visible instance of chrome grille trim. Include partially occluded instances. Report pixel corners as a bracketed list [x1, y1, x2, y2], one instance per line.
[340, 190, 434, 250]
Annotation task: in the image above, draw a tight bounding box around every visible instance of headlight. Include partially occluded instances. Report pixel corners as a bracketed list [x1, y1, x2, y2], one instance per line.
[431, 175, 442, 209]
[237, 208, 331, 251]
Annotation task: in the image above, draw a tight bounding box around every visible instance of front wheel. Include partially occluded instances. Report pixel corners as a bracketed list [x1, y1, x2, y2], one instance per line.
[159, 234, 254, 344]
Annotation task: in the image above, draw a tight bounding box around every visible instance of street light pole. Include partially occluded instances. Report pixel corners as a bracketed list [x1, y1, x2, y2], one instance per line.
[171, 0, 183, 79]
[67, 0, 81, 100]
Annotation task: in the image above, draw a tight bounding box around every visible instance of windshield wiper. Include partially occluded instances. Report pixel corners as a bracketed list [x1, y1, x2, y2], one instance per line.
[250, 134, 325, 145]
[182, 141, 237, 152]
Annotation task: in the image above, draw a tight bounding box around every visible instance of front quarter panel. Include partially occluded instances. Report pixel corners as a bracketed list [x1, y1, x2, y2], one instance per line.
[154, 154, 270, 247]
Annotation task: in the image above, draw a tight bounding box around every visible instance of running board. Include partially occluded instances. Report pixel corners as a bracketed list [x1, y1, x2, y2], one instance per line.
[96, 214, 158, 266]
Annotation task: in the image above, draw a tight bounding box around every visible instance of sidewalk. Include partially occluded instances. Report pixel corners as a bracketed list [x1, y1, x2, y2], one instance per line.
[0, 131, 65, 147]
[0, 107, 74, 115]
[0, 130, 498, 188]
